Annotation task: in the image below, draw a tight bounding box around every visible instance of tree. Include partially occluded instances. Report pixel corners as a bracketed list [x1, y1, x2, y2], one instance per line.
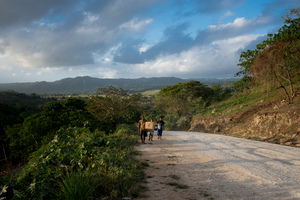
[230, 76, 251, 93]
[235, 7, 300, 99]
[87, 86, 142, 128]
[6, 98, 96, 162]
[211, 84, 233, 102]
[251, 8, 300, 101]
[156, 81, 213, 118]
[0, 103, 22, 168]
[236, 49, 259, 78]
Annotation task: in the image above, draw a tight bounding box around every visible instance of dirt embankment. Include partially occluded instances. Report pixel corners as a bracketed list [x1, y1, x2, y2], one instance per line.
[189, 99, 300, 147]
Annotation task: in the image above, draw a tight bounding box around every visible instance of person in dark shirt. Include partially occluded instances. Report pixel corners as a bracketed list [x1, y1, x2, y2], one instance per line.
[138, 115, 147, 144]
[157, 116, 165, 140]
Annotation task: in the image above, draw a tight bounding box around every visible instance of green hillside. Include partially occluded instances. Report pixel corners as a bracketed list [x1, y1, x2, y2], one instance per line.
[0, 76, 239, 95]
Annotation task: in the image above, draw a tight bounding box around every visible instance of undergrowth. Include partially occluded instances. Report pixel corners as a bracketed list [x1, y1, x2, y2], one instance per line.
[1, 124, 146, 199]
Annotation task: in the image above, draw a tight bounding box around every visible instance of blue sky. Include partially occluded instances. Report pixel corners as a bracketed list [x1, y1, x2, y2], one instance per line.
[0, 0, 298, 83]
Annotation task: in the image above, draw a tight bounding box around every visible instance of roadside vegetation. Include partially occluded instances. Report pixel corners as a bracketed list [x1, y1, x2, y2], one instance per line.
[0, 87, 146, 199]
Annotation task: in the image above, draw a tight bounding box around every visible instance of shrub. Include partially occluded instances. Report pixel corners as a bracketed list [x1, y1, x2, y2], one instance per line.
[176, 116, 191, 130]
[8, 125, 145, 199]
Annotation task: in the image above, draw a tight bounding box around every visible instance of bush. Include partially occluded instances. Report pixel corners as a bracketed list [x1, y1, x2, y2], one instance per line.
[176, 116, 191, 130]
[6, 98, 98, 163]
[115, 124, 138, 136]
[6, 125, 145, 199]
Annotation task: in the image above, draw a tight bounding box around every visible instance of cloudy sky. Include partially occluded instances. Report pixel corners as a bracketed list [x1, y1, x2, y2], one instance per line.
[0, 0, 298, 83]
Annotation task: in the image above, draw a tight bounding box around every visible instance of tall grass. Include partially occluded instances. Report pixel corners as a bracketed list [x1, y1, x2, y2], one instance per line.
[55, 170, 100, 200]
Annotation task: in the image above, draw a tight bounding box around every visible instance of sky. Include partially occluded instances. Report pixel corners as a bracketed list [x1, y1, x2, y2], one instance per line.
[0, 0, 299, 83]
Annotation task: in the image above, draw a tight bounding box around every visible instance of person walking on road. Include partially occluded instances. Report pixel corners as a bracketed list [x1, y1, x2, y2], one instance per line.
[148, 119, 154, 141]
[157, 116, 165, 140]
[138, 115, 147, 144]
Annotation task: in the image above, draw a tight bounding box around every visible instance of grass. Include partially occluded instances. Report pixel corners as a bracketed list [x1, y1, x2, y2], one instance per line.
[140, 161, 150, 167]
[141, 89, 160, 96]
[129, 184, 148, 198]
[169, 174, 180, 180]
[131, 150, 142, 155]
[195, 86, 286, 119]
[167, 163, 176, 166]
[168, 156, 176, 159]
[166, 182, 189, 189]
[197, 188, 213, 199]
[55, 170, 100, 200]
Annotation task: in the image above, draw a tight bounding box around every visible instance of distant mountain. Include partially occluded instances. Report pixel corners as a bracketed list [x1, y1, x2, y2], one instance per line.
[0, 76, 239, 94]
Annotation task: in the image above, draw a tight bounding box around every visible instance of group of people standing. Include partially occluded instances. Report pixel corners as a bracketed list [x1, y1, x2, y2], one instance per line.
[138, 116, 165, 144]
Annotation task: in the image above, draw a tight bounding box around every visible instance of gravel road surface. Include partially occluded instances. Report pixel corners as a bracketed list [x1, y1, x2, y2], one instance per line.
[136, 131, 300, 200]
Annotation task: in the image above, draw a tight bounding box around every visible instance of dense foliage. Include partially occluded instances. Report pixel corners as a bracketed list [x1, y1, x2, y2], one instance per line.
[87, 86, 142, 133]
[156, 81, 212, 118]
[0, 91, 55, 170]
[154, 80, 232, 130]
[6, 98, 98, 164]
[1, 125, 145, 199]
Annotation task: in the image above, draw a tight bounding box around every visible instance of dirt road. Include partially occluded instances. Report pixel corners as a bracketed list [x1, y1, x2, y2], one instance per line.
[135, 131, 300, 200]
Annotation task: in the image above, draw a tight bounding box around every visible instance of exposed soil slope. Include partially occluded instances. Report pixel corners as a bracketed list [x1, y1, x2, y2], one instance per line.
[189, 97, 300, 147]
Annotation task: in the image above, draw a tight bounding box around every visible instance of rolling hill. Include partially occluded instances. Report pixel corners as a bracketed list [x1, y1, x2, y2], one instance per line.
[0, 76, 239, 94]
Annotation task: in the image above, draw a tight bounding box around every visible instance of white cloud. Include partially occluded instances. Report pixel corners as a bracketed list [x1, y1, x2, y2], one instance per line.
[139, 40, 158, 53]
[213, 34, 262, 53]
[209, 17, 251, 31]
[98, 68, 118, 78]
[0, 55, 14, 71]
[130, 33, 262, 78]
[120, 18, 153, 33]
[103, 58, 111, 62]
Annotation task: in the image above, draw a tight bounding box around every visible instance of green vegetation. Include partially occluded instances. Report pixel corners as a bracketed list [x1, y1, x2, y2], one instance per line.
[4, 125, 145, 199]
[149, 80, 232, 130]
[6, 98, 98, 164]
[1, 88, 144, 199]
[166, 182, 189, 189]
[236, 8, 300, 101]
[87, 86, 141, 128]
[169, 174, 180, 180]
[55, 170, 100, 200]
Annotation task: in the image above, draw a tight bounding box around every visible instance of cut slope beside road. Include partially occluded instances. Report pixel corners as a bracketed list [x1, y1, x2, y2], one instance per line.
[135, 131, 300, 200]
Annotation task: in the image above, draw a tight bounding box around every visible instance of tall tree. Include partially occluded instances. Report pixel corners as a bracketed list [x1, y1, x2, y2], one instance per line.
[156, 81, 213, 118]
[87, 86, 142, 126]
[251, 8, 300, 101]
